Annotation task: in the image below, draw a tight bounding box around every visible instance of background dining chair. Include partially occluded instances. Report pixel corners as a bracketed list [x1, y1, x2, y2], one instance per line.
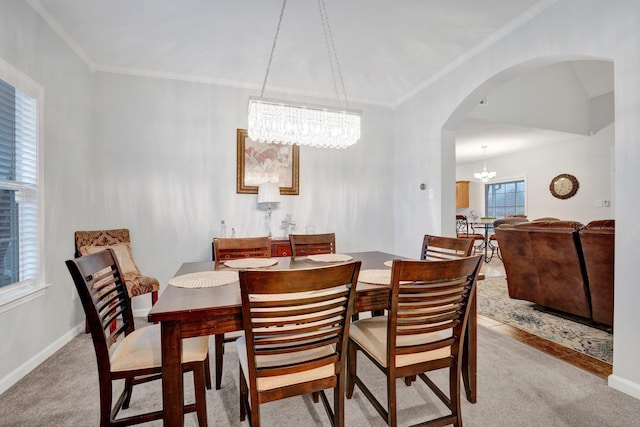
[212, 236, 271, 261]
[289, 233, 336, 260]
[236, 261, 361, 427]
[66, 249, 210, 427]
[421, 234, 474, 261]
[455, 215, 484, 254]
[75, 229, 159, 333]
[211, 236, 271, 390]
[346, 256, 483, 427]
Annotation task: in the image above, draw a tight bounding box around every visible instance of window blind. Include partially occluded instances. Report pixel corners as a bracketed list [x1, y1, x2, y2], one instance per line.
[0, 78, 38, 287]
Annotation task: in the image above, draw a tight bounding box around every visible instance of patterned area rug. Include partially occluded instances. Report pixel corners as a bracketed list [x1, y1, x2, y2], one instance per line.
[477, 276, 613, 364]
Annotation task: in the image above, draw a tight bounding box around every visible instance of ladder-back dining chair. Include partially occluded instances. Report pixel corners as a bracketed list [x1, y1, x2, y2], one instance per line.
[66, 249, 210, 427]
[289, 233, 336, 260]
[421, 234, 474, 261]
[211, 236, 271, 390]
[236, 261, 361, 427]
[455, 215, 484, 254]
[212, 237, 271, 261]
[346, 255, 483, 427]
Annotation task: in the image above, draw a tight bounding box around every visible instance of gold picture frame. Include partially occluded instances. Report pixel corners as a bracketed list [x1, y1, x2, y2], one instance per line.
[236, 129, 300, 195]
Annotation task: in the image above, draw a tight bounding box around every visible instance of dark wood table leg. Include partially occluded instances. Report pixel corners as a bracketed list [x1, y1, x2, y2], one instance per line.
[462, 285, 477, 403]
[161, 320, 184, 426]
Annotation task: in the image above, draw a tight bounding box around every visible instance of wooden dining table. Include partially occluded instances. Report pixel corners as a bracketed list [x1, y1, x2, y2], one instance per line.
[148, 251, 478, 426]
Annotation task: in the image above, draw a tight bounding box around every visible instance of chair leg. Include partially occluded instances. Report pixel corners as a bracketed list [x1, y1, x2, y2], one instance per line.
[122, 377, 134, 409]
[334, 375, 345, 427]
[151, 291, 159, 324]
[194, 362, 208, 427]
[450, 363, 462, 427]
[346, 340, 356, 398]
[204, 353, 212, 390]
[239, 363, 247, 422]
[215, 334, 224, 390]
[387, 373, 397, 427]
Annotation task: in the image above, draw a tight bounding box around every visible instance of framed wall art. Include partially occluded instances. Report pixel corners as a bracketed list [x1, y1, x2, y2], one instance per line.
[236, 128, 299, 195]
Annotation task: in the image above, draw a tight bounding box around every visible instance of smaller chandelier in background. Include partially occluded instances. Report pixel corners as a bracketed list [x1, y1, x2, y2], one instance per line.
[474, 145, 496, 183]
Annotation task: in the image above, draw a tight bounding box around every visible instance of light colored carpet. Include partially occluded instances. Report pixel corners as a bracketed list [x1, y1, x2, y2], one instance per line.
[0, 321, 637, 426]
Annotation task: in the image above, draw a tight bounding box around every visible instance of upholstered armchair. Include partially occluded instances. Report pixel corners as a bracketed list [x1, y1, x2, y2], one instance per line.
[74, 228, 160, 305]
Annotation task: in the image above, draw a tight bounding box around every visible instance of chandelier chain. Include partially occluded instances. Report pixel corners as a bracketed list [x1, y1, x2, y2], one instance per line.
[259, 0, 288, 98]
[317, 0, 349, 108]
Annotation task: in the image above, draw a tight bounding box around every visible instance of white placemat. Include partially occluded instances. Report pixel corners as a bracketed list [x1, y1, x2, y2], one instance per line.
[307, 253, 353, 262]
[358, 269, 391, 286]
[383, 260, 393, 268]
[223, 258, 278, 269]
[169, 271, 239, 288]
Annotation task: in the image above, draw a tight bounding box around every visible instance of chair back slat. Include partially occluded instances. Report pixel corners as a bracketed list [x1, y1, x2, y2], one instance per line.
[388, 256, 483, 363]
[421, 234, 473, 260]
[213, 237, 271, 260]
[289, 233, 336, 259]
[239, 262, 360, 383]
[66, 249, 135, 365]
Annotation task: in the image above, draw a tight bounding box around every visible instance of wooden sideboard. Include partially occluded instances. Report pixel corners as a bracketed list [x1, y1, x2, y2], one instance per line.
[211, 237, 292, 260]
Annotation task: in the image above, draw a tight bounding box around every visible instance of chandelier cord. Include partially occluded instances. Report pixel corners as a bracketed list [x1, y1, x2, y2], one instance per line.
[259, 0, 288, 98]
[317, 0, 349, 108]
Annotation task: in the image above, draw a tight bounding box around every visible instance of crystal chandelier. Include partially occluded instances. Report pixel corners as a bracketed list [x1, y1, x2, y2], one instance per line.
[474, 146, 497, 183]
[247, 0, 362, 149]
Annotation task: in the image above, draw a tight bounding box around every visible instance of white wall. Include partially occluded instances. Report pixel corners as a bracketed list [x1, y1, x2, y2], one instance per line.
[0, 0, 93, 389]
[456, 124, 615, 224]
[0, 4, 396, 391]
[90, 72, 395, 309]
[393, 0, 640, 398]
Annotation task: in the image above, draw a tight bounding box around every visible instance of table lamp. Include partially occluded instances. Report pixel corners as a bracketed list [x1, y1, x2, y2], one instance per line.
[257, 182, 281, 237]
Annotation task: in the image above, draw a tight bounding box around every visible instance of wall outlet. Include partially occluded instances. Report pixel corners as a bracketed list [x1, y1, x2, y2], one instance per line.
[593, 199, 603, 207]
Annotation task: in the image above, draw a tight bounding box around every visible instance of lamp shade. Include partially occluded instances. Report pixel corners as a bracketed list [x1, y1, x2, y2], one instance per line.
[257, 182, 281, 205]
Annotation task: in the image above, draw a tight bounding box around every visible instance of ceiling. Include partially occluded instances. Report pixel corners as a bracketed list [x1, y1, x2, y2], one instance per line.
[28, 0, 549, 107]
[29, 0, 611, 163]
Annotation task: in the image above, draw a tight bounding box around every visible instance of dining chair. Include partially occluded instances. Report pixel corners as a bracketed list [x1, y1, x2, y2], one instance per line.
[346, 255, 483, 427]
[454, 215, 484, 254]
[236, 261, 361, 427]
[212, 236, 271, 261]
[421, 234, 474, 261]
[289, 233, 336, 260]
[66, 249, 210, 427]
[212, 236, 271, 390]
[75, 229, 160, 333]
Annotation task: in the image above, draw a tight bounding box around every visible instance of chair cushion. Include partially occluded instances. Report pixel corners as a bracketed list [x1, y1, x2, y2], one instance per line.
[110, 324, 208, 372]
[235, 335, 335, 392]
[349, 316, 450, 368]
[79, 243, 141, 276]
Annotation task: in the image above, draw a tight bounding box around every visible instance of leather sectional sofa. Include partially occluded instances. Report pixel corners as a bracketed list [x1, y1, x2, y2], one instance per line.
[494, 219, 614, 326]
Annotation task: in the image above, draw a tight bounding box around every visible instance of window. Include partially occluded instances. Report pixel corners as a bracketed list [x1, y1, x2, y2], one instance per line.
[0, 61, 41, 293]
[485, 180, 525, 218]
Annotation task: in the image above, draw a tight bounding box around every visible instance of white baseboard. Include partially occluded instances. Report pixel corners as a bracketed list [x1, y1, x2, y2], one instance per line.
[0, 321, 85, 395]
[608, 374, 640, 400]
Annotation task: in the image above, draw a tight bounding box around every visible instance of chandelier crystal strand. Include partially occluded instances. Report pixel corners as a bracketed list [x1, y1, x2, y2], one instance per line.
[247, 0, 361, 148]
[248, 98, 361, 148]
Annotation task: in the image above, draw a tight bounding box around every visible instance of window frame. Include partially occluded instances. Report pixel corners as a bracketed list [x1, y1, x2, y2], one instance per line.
[484, 177, 527, 219]
[0, 56, 47, 314]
